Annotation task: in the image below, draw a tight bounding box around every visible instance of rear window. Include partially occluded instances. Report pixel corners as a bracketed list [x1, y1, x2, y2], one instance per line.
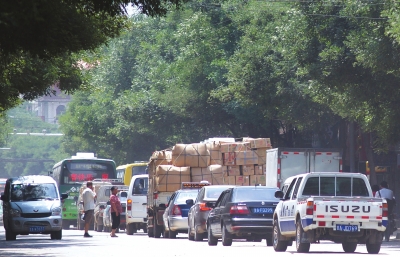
[174, 191, 199, 204]
[233, 188, 278, 202]
[205, 187, 230, 200]
[302, 176, 369, 197]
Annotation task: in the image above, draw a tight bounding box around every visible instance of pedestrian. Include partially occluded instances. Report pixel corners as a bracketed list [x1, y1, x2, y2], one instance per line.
[375, 181, 395, 242]
[110, 186, 122, 237]
[82, 181, 97, 238]
[371, 184, 380, 197]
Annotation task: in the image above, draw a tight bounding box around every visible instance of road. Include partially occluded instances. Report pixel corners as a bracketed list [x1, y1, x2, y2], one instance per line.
[0, 227, 399, 257]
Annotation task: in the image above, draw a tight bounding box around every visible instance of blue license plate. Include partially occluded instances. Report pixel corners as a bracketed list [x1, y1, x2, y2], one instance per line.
[29, 226, 45, 232]
[252, 207, 273, 214]
[335, 224, 358, 232]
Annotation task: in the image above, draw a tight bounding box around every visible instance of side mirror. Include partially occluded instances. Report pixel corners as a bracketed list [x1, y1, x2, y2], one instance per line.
[159, 203, 166, 208]
[186, 199, 194, 205]
[61, 193, 68, 200]
[205, 202, 215, 208]
[275, 190, 284, 199]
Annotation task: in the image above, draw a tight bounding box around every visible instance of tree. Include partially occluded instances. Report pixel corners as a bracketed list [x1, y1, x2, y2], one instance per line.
[0, 0, 188, 113]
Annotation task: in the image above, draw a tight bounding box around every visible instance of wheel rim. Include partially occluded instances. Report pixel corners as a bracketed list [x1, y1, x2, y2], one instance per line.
[273, 223, 278, 247]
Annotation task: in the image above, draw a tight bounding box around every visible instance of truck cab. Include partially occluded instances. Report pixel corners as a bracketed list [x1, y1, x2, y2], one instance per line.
[126, 174, 149, 235]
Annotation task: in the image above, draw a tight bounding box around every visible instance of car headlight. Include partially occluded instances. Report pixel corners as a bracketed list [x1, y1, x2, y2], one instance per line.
[10, 209, 21, 217]
[52, 207, 62, 216]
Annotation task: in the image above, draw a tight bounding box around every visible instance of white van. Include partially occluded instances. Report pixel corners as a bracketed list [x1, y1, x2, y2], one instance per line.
[126, 174, 148, 235]
[1, 175, 68, 240]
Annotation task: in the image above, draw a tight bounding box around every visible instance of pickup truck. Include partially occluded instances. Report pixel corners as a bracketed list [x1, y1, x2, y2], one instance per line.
[273, 172, 387, 254]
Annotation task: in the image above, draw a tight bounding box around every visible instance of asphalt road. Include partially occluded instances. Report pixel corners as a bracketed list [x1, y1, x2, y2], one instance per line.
[0, 226, 399, 257]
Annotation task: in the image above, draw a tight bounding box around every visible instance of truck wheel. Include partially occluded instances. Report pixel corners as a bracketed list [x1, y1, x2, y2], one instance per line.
[148, 225, 154, 237]
[296, 220, 310, 253]
[188, 227, 194, 241]
[366, 242, 381, 254]
[266, 236, 273, 246]
[207, 224, 218, 246]
[273, 219, 287, 252]
[154, 225, 162, 238]
[143, 226, 147, 233]
[222, 224, 232, 246]
[126, 223, 134, 235]
[342, 242, 357, 253]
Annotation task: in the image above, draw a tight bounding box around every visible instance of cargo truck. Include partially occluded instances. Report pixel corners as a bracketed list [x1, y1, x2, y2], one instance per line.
[265, 148, 342, 188]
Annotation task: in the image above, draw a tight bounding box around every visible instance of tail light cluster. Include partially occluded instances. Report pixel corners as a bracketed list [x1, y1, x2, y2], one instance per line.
[382, 203, 388, 218]
[199, 203, 212, 212]
[127, 199, 132, 211]
[306, 201, 314, 215]
[172, 205, 182, 216]
[230, 205, 249, 215]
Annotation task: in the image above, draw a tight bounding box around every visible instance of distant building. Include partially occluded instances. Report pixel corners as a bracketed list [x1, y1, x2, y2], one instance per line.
[30, 85, 71, 124]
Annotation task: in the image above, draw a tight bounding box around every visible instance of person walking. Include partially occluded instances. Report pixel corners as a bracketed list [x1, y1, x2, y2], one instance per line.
[376, 181, 395, 242]
[82, 181, 97, 238]
[110, 186, 122, 237]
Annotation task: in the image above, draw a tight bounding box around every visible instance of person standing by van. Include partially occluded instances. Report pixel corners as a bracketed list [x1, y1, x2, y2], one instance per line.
[82, 181, 96, 238]
[376, 181, 395, 241]
[110, 186, 122, 237]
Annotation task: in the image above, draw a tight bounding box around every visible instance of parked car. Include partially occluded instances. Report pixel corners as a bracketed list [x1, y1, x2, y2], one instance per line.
[206, 186, 280, 246]
[187, 185, 236, 241]
[162, 189, 201, 238]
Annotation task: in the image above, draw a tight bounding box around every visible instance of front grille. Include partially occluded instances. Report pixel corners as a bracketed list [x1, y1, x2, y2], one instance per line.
[24, 221, 50, 226]
[21, 212, 51, 218]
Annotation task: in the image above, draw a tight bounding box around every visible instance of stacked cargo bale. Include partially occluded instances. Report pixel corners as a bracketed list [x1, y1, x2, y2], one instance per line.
[243, 137, 272, 186]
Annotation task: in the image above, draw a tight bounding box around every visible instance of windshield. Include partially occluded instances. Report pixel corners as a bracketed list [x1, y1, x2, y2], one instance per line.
[11, 183, 58, 201]
[233, 188, 278, 202]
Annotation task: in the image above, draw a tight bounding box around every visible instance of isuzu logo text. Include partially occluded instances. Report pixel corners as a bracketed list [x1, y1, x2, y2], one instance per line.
[325, 205, 370, 213]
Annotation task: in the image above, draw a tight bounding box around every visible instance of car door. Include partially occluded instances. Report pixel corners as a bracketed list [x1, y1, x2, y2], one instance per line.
[208, 190, 227, 234]
[189, 188, 204, 230]
[279, 178, 297, 235]
[164, 192, 176, 228]
[213, 189, 231, 236]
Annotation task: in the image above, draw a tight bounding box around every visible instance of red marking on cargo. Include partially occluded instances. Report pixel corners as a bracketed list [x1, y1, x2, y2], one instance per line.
[346, 216, 354, 219]
[361, 216, 369, 219]
[282, 152, 289, 154]
[316, 152, 322, 155]
[317, 215, 324, 218]
[332, 215, 339, 219]
[326, 153, 332, 155]
[293, 152, 300, 154]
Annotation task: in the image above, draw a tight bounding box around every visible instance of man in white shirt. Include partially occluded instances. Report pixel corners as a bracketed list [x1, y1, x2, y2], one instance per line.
[82, 181, 96, 237]
[376, 181, 395, 242]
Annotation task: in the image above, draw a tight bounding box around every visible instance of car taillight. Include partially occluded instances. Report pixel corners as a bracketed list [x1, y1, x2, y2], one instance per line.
[127, 199, 132, 211]
[230, 205, 249, 215]
[382, 203, 388, 217]
[172, 205, 182, 216]
[306, 201, 314, 215]
[199, 203, 211, 212]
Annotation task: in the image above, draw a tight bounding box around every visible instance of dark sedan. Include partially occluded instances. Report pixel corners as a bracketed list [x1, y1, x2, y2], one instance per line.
[187, 185, 235, 241]
[206, 186, 280, 246]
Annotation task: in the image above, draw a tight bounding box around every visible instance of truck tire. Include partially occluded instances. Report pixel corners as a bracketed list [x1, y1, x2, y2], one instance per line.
[222, 224, 232, 246]
[126, 223, 134, 235]
[273, 219, 287, 252]
[266, 236, 273, 246]
[50, 230, 62, 240]
[296, 220, 310, 253]
[148, 225, 154, 237]
[154, 224, 162, 238]
[207, 224, 218, 246]
[366, 242, 381, 254]
[143, 226, 147, 233]
[342, 242, 357, 253]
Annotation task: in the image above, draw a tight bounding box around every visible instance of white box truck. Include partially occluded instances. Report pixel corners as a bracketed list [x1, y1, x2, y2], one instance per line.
[265, 148, 342, 188]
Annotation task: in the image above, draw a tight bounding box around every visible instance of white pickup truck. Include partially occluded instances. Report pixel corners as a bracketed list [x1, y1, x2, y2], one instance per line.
[273, 172, 388, 254]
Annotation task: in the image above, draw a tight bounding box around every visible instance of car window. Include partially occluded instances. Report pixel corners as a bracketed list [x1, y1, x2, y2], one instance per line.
[205, 187, 230, 200]
[215, 191, 228, 207]
[195, 188, 205, 203]
[174, 191, 199, 204]
[292, 178, 303, 200]
[167, 193, 176, 206]
[284, 178, 297, 200]
[233, 188, 278, 202]
[219, 191, 231, 206]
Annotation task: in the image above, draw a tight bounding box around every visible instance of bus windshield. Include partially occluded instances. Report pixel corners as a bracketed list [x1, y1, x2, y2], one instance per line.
[61, 161, 116, 184]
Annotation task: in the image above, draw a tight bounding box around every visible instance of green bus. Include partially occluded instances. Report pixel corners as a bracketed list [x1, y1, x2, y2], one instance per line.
[51, 153, 117, 229]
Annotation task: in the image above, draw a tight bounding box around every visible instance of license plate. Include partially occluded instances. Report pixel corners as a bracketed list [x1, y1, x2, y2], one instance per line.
[335, 224, 358, 232]
[252, 207, 274, 214]
[29, 226, 45, 232]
